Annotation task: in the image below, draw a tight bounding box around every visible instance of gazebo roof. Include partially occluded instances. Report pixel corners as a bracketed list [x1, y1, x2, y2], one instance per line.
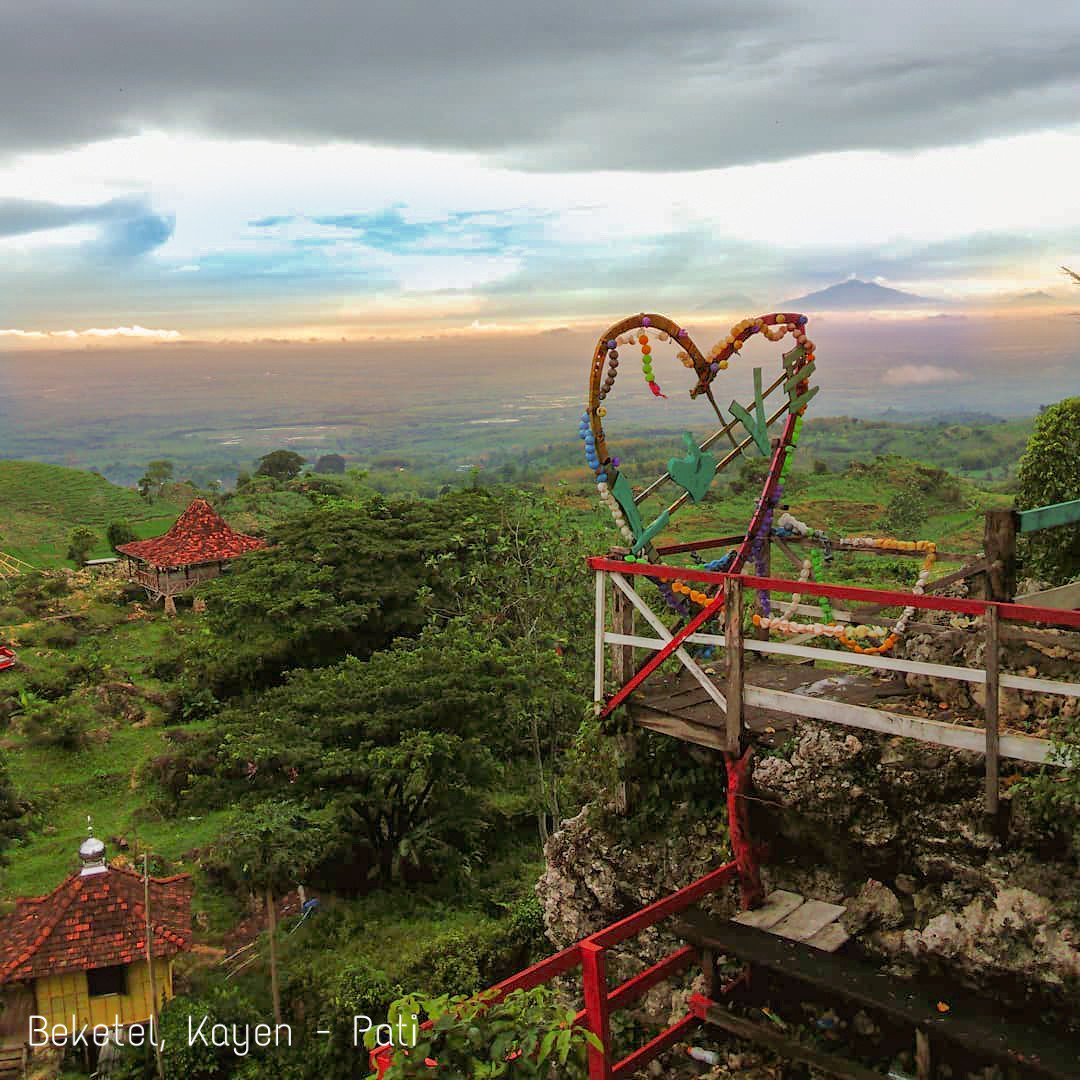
[116, 498, 264, 569]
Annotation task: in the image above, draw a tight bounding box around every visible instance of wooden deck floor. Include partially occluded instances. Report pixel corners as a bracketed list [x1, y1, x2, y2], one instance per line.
[630, 657, 917, 751]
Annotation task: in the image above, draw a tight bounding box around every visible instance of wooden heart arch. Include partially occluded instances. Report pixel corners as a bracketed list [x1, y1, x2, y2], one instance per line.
[580, 311, 938, 656]
[580, 310, 818, 572]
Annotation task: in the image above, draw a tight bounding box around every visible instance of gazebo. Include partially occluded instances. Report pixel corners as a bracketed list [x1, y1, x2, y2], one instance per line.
[116, 498, 264, 612]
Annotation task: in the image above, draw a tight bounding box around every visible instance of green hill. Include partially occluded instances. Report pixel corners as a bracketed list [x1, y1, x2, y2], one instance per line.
[0, 460, 183, 568]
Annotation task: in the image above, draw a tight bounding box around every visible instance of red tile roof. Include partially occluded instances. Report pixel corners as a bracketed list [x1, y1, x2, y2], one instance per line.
[0, 866, 193, 984]
[116, 498, 264, 569]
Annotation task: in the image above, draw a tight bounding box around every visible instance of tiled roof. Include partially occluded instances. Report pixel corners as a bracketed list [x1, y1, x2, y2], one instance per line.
[0, 865, 193, 984]
[116, 498, 264, 569]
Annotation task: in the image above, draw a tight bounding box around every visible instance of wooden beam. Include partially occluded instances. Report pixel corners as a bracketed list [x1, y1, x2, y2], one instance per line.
[984, 606, 1000, 823]
[594, 570, 607, 712]
[1018, 497, 1080, 534]
[692, 1000, 882, 1080]
[725, 578, 745, 753]
[607, 573, 726, 716]
[742, 683, 1060, 766]
[1014, 581, 1080, 611]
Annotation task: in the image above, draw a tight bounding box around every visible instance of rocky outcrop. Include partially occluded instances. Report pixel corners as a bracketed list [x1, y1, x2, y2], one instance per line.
[538, 718, 1079, 1027]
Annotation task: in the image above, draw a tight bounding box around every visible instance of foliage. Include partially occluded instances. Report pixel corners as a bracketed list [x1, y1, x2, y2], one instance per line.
[315, 453, 347, 474]
[138, 459, 174, 501]
[1016, 397, 1080, 583]
[107, 519, 138, 550]
[366, 987, 599, 1079]
[155, 982, 267, 1079]
[0, 752, 28, 867]
[876, 484, 929, 534]
[66, 526, 97, 565]
[205, 799, 334, 895]
[182, 492, 490, 695]
[168, 626, 512, 885]
[256, 449, 307, 482]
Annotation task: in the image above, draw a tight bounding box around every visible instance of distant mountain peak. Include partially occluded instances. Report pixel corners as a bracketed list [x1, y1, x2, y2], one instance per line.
[780, 279, 935, 311]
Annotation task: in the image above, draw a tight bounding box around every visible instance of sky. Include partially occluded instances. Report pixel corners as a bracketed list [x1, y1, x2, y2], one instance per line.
[1, 0, 1079, 348]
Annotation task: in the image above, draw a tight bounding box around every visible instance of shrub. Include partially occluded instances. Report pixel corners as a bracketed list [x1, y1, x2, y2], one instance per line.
[107, 520, 137, 550]
[39, 622, 80, 648]
[23, 699, 94, 750]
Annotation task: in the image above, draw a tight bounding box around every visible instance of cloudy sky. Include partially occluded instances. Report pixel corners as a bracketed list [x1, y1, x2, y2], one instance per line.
[1, 0, 1079, 345]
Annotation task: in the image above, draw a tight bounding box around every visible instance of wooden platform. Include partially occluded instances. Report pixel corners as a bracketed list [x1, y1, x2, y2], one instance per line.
[732, 889, 849, 952]
[675, 907, 1080, 1078]
[631, 658, 913, 751]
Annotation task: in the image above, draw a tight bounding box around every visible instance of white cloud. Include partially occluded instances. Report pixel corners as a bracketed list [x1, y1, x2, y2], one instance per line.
[882, 363, 964, 386]
[0, 325, 181, 341]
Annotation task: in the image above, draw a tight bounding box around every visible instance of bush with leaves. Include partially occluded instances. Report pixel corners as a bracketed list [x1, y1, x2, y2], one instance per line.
[66, 526, 97, 566]
[876, 484, 929, 535]
[107, 519, 137, 550]
[0, 751, 28, 867]
[1016, 397, 1079, 584]
[365, 987, 599, 1079]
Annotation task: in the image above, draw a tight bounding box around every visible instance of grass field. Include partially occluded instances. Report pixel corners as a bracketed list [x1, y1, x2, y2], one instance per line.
[0, 460, 184, 568]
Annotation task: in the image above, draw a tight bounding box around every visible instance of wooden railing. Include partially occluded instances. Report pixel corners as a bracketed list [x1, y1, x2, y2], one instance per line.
[371, 861, 740, 1079]
[589, 558, 1080, 815]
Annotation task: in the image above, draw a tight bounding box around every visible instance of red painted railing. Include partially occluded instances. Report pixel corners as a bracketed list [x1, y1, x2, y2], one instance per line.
[370, 860, 739, 1079]
[587, 557, 1080, 629]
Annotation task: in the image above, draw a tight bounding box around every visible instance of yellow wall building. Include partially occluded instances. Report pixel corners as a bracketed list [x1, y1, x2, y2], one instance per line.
[0, 831, 192, 1055]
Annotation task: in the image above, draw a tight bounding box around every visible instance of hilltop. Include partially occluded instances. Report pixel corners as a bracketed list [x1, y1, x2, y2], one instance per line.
[0, 459, 183, 568]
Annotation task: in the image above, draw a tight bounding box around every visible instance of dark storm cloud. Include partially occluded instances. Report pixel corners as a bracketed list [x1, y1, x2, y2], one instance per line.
[2, 1, 1078, 170]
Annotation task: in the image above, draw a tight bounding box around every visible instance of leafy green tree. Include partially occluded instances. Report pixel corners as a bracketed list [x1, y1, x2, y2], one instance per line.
[106, 519, 137, 551]
[66, 526, 97, 565]
[1016, 397, 1079, 583]
[182, 625, 507, 884]
[877, 484, 929, 535]
[315, 453, 347, 474]
[255, 449, 307, 483]
[185, 492, 505, 695]
[137, 459, 173, 501]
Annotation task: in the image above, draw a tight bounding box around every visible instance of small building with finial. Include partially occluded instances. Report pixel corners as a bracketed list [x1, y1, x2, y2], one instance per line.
[116, 497, 264, 613]
[0, 824, 192, 1055]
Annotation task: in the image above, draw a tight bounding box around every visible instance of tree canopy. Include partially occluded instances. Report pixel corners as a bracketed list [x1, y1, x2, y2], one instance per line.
[255, 449, 307, 482]
[1016, 397, 1079, 583]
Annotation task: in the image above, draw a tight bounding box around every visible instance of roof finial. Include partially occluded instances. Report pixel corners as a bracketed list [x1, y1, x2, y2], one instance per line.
[79, 817, 107, 876]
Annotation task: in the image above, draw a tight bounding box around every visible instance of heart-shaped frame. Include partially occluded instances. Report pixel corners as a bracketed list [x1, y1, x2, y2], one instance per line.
[579, 311, 817, 577]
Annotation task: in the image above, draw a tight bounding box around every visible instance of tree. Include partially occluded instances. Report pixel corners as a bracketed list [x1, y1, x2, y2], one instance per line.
[1016, 396, 1080, 583]
[315, 453, 347, 475]
[255, 449, 306, 483]
[184, 491, 507, 695]
[208, 801, 332, 1025]
[106, 520, 136, 551]
[66, 527, 97, 565]
[0, 753, 28, 869]
[138, 460, 174, 502]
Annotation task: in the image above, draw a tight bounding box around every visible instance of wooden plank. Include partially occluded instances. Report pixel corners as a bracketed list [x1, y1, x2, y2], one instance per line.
[594, 570, 606, 711]
[1014, 581, 1080, 610]
[803, 921, 850, 953]
[769, 899, 847, 943]
[742, 683, 1060, 765]
[693, 1002, 884, 1080]
[636, 712, 726, 751]
[985, 606, 1000, 820]
[725, 577, 744, 753]
[1018, 497, 1080, 533]
[732, 890, 804, 929]
[581, 942, 612, 1080]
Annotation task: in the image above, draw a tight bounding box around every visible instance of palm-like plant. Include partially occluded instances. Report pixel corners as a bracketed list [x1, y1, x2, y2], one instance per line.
[1063, 265, 1080, 285]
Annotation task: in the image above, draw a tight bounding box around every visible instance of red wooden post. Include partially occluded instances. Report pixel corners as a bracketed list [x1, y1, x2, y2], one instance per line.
[581, 941, 613, 1080]
[726, 746, 764, 910]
